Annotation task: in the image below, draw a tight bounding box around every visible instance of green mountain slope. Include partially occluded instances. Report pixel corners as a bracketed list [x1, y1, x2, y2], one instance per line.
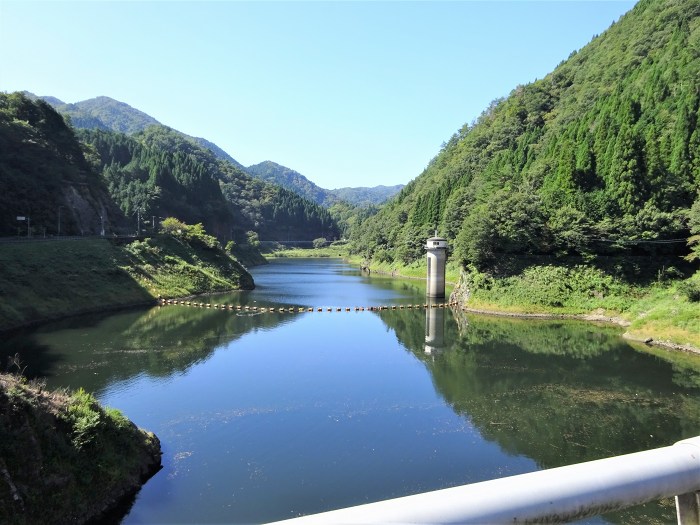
[246, 161, 330, 204]
[330, 184, 405, 206]
[53, 95, 159, 134]
[0, 93, 124, 237]
[351, 0, 700, 267]
[246, 160, 404, 207]
[34, 94, 401, 208]
[32, 93, 246, 168]
[80, 126, 339, 242]
[1, 93, 339, 243]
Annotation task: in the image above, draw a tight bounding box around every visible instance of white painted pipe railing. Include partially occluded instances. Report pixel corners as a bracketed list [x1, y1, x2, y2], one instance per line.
[269, 436, 700, 524]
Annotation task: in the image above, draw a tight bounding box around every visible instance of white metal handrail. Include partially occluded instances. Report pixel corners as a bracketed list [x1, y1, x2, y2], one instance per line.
[269, 436, 700, 524]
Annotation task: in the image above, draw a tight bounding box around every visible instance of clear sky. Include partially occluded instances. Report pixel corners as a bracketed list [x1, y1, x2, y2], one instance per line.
[1, 0, 636, 190]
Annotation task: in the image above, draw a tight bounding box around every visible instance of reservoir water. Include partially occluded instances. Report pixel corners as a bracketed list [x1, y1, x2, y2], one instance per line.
[4, 258, 700, 524]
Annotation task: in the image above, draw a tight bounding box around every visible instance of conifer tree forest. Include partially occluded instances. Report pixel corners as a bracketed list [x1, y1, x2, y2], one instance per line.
[350, 0, 700, 272]
[0, 93, 339, 243]
[80, 126, 339, 242]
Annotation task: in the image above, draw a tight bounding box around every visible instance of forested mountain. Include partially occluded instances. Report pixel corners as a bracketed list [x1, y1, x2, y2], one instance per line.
[29, 93, 402, 209]
[247, 161, 329, 205]
[47, 95, 160, 134]
[331, 184, 405, 206]
[80, 126, 339, 242]
[246, 160, 404, 207]
[0, 92, 123, 236]
[27, 93, 246, 169]
[80, 127, 233, 237]
[351, 0, 700, 268]
[0, 93, 338, 241]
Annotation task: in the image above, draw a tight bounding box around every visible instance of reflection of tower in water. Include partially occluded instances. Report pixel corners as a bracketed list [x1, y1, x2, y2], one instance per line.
[424, 303, 445, 355]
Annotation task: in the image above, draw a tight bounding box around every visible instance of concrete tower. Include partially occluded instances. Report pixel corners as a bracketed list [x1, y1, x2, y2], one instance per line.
[425, 233, 448, 298]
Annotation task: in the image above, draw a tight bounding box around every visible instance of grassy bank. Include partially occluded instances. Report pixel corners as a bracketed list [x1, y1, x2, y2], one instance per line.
[0, 372, 161, 524]
[345, 249, 700, 351]
[0, 236, 254, 331]
[264, 244, 352, 259]
[452, 263, 700, 351]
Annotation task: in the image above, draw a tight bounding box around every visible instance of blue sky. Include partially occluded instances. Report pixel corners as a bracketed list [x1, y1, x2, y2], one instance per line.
[1, 1, 636, 189]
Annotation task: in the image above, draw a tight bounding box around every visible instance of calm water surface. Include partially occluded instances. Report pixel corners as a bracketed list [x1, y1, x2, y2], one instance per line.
[4, 258, 700, 524]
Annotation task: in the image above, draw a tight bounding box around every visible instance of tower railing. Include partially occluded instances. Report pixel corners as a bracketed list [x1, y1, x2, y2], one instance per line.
[269, 436, 700, 524]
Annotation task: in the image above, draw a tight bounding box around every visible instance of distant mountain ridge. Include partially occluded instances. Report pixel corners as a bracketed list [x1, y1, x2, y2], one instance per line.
[1, 91, 339, 241]
[246, 160, 404, 207]
[246, 161, 328, 204]
[49, 95, 159, 134]
[330, 184, 405, 206]
[25, 93, 246, 169]
[24, 93, 404, 207]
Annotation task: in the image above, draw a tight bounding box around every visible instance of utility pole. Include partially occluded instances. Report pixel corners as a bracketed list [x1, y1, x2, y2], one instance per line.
[135, 208, 146, 236]
[16, 216, 26, 237]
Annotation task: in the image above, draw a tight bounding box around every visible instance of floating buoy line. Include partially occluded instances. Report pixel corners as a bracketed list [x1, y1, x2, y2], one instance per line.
[158, 298, 457, 313]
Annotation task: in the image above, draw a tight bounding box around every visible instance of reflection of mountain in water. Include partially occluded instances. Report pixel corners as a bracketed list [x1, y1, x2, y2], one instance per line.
[1, 305, 297, 394]
[378, 307, 700, 523]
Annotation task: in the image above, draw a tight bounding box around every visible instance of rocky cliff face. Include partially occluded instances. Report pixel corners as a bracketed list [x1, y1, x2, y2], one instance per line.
[449, 270, 471, 306]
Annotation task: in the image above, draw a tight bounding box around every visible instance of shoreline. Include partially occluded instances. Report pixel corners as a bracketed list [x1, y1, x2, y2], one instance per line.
[4, 255, 698, 357]
[458, 305, 700, 356]
[0, 373, 162, 525]
[350, 258, 700, 357]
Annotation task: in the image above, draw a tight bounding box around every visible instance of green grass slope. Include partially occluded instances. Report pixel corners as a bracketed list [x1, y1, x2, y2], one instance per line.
[450, 260, 700, 350]
[0, 236, 254, 332]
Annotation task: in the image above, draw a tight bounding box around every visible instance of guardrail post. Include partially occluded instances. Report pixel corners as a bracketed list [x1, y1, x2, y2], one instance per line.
[677, 491, 700, 525]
